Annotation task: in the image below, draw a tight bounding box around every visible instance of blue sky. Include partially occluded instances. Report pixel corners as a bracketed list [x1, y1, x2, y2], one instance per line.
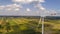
[43, 0, 60, 10]
[0, 0, 60, 16]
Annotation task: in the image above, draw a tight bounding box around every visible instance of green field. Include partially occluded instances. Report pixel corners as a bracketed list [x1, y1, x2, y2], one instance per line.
[0, 16, 60, 34]
[0, 17, 41, 34]
[44, 17, 60, 34]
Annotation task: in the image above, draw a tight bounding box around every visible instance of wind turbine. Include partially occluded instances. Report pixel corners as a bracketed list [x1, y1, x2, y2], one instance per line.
[34, 2, 57, 34]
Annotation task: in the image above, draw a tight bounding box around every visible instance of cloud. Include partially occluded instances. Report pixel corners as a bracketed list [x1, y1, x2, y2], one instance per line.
[11, 0, 46, 16]
[12, 0, 45, 3]
[0, 4, 23, 15]
[26, 8, 31, 12]
[12, 0, 45, 11]
[0, 6, 5, 10]
[0, 0, 47, 16]
[0, 4, 22, 11]
[6, 4, 22, 11]
[34, 4, 45, 10]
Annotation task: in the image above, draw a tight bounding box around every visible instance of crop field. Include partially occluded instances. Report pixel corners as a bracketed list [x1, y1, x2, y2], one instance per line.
[44, 17, 60, 34]
[0, 16, 42, 34]
[0, 16, 60, 34]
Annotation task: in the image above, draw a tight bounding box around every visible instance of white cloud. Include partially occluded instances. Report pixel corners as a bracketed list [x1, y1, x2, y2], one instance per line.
[6, 4, 22, 11]
[0, 6, 5, 10]
[0, 4, 24, 16]
[26, 8, 31, 12]
[0, 0, 47, 16]
[12, 0, 45, 3]
[34, 4, 45, 10]
[0, 4, 22, 11]
[0, 4, 22, 15]
[12, 0, 45, 12]
[14, 8, 20, 11]
[12, 0, 46, 16]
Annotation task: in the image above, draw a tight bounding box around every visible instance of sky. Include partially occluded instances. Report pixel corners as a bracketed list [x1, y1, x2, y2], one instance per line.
[0, 0, 60, 16]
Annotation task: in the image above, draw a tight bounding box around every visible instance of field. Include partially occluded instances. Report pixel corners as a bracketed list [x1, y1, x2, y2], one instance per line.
[0, 16, 41, 34]
[0, 16, 60, 34]
[44, 16, 60, 34]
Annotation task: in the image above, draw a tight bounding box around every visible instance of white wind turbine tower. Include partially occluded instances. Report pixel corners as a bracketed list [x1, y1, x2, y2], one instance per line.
[35, 2, 57, 34]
